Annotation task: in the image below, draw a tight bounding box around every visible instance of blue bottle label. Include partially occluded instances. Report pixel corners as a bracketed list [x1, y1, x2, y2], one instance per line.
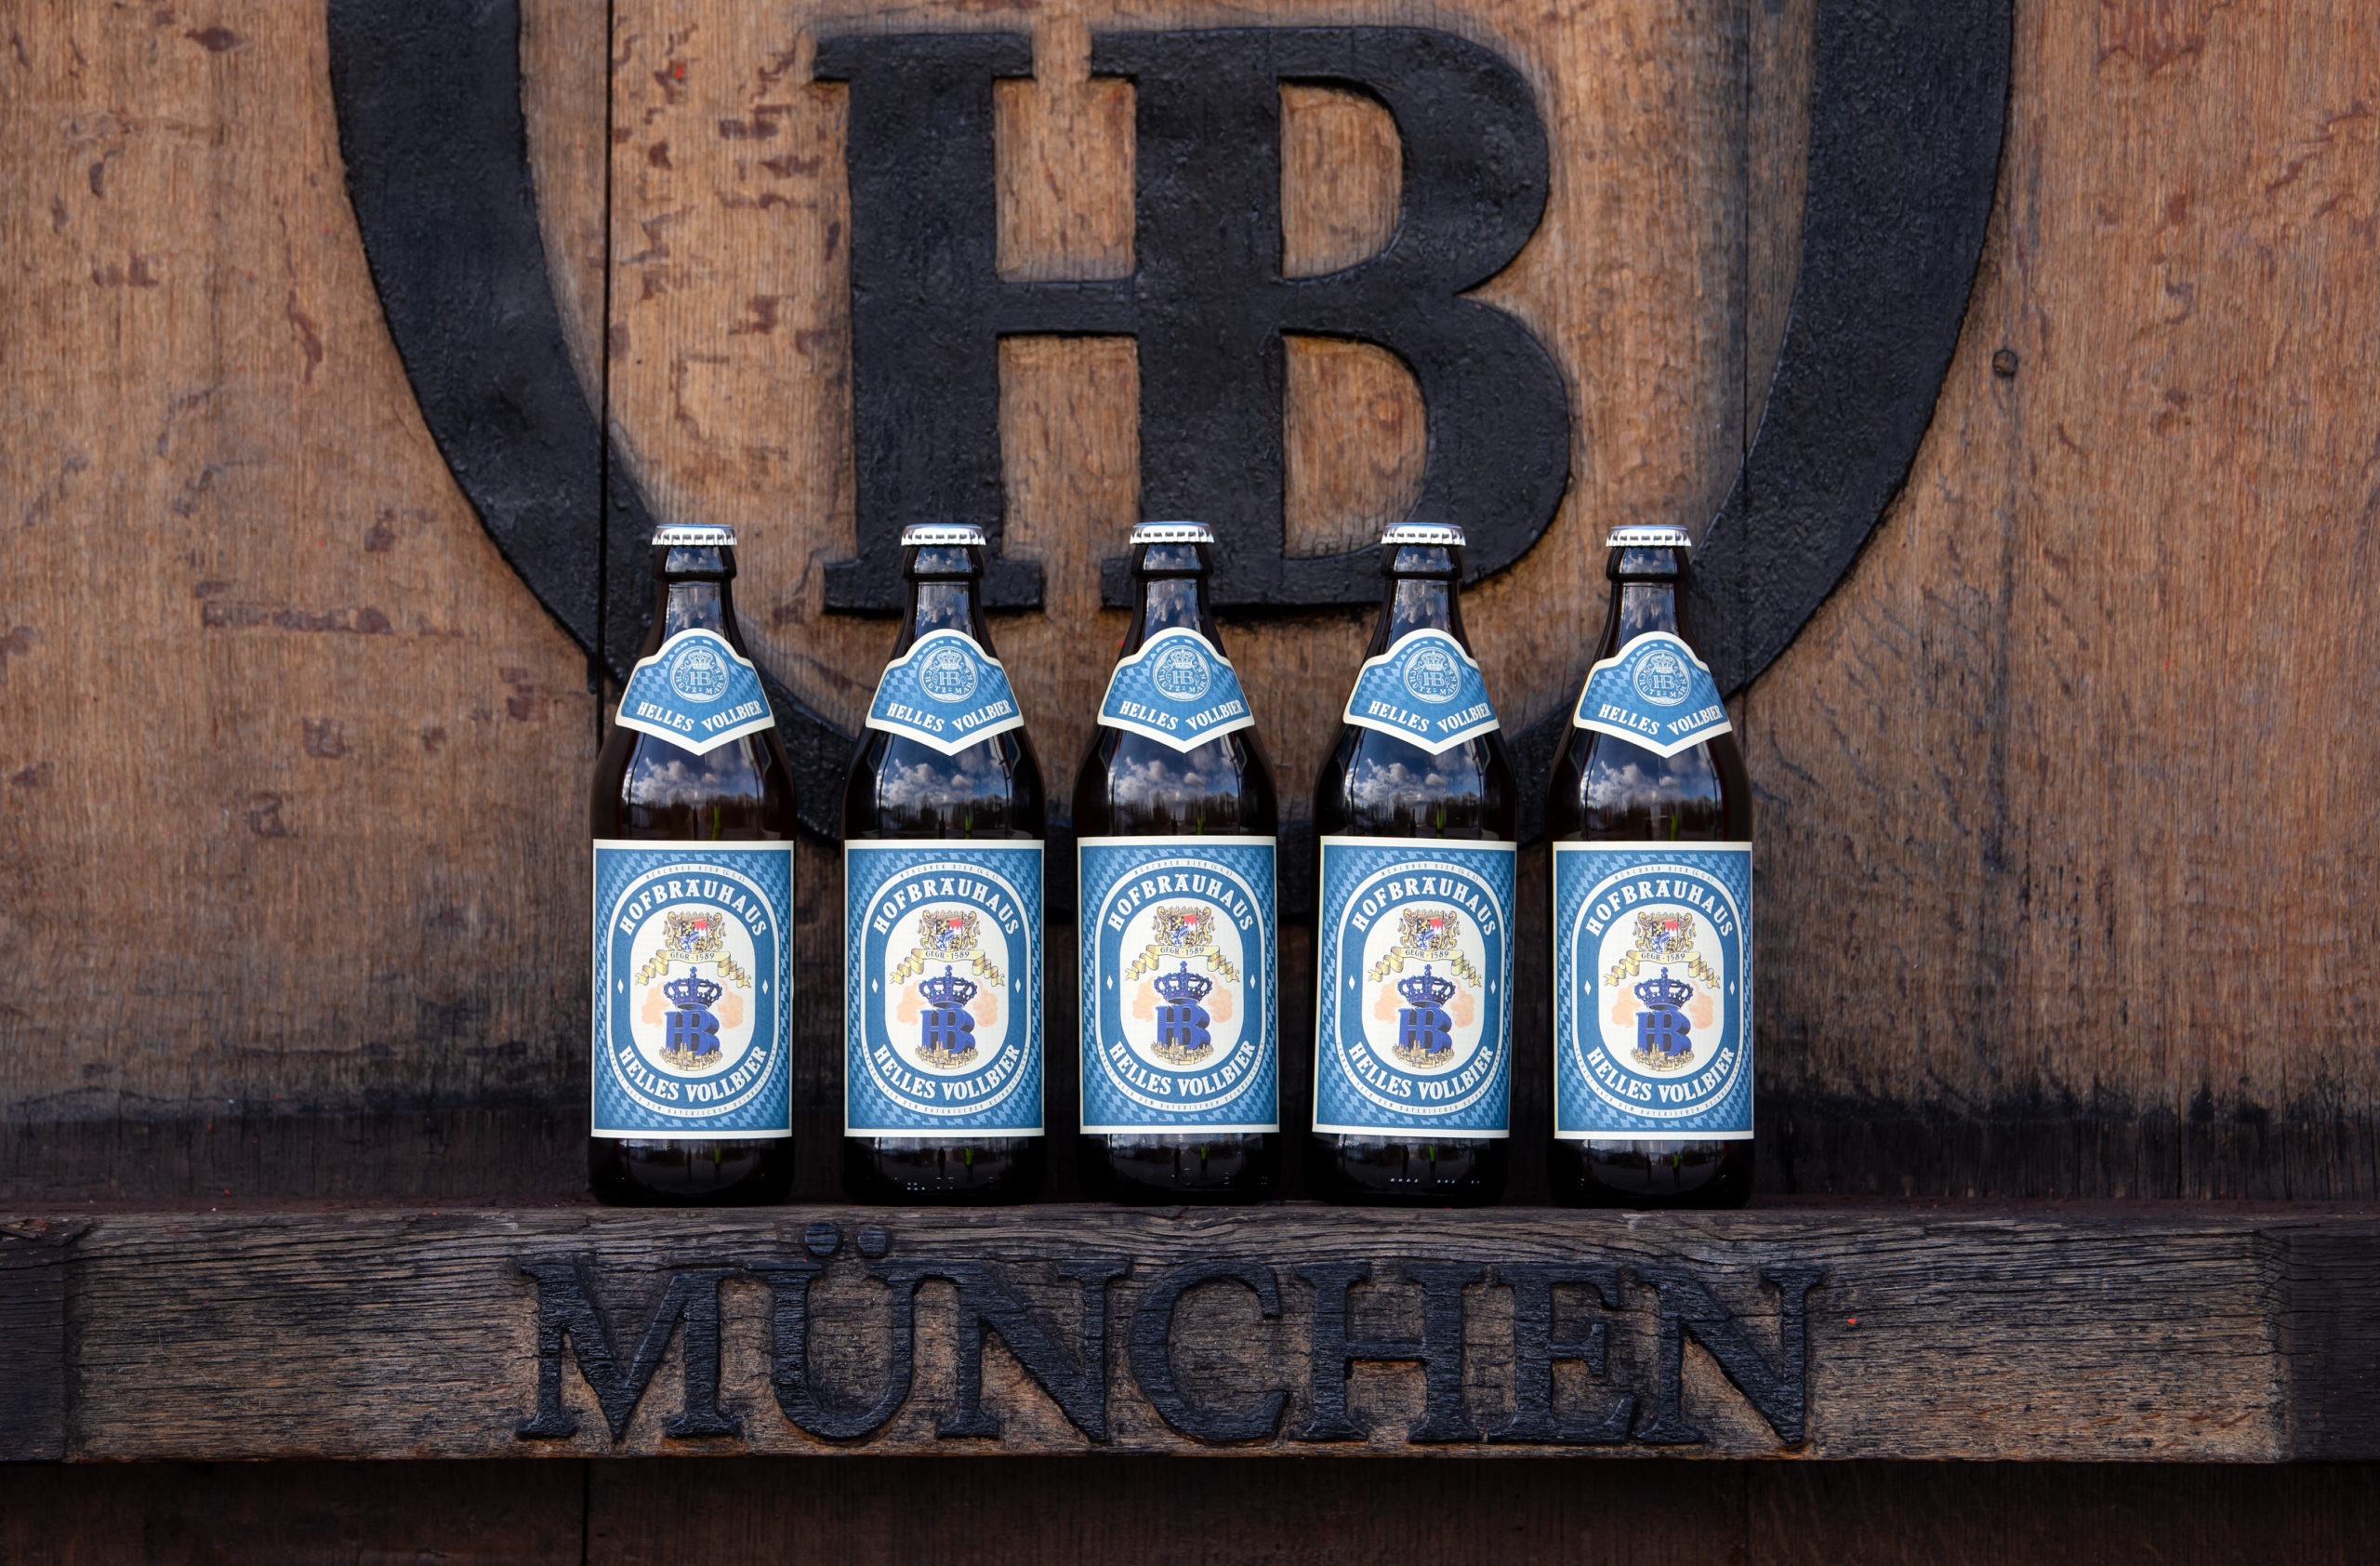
[1341, 630, 1501, 755]
[614, 629, 777, 756]
[590, 840, 794, 1139]
[1094, 628, 1257, 752]
[1551, 842, 1752, 1139]
[1313, 837, 1514, 1137]
[1570, 631, 1733, 758]
[1078, 835, 1277, 1134]
[863, 629, 1027, 756]
[843, 840, 1044, 1135]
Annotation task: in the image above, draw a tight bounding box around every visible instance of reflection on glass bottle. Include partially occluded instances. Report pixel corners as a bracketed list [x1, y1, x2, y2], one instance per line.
[1075, 523, 1280, 1203]
[842, 524, 1046, 1204]
[1546, 525, 1754, 1209]
[588, 524, 796, 1206]
[1310, 524, 1517, 1205]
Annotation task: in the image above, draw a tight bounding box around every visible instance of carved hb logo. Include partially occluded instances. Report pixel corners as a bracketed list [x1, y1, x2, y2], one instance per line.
[815, 29, 1569, 615]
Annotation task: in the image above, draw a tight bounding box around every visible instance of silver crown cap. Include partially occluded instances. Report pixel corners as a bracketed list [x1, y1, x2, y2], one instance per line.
[651, 524, 737, 548]
[1604, 524, 1693, 550]
[1382, 523, 1467, 548]
[1130, 521, 1213, 545]
[900, 524, 986, 548]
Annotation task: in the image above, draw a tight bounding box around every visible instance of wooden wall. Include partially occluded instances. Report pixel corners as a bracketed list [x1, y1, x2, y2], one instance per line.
[5, 1458, 2380, 1564]
[3, 0, 2377, 1203]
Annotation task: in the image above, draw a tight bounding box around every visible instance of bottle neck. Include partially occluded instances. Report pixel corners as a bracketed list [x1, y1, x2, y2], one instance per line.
[1601, 546, 1691, 652]
[897, 545, 987, 650]
[1124, 542, 1217, 647]
[651, 546, 739, 641]
[1375, 544, 1467, 651]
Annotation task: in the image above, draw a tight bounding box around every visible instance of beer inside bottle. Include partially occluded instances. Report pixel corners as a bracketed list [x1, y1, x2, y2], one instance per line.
[588, 524, 797, 1205]
[1310, 524, 1517, 1204]
[1546, 525, 1753, 1208]
[1074, 522, 1280, 1202]
[841, 524, 1046, 1202]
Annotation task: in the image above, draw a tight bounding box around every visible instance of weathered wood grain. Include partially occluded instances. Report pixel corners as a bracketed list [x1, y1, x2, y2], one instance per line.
[1745, 0, 2380, 1198]
[0, 1223, 75, 1460]
[0, 1458, 587, 1564]
[1750, 1462, 2380, 1566]
[0, 4, 596, 1191]
[9, 1456, 2380, 1562]
[20, 1203, 2378, 1462]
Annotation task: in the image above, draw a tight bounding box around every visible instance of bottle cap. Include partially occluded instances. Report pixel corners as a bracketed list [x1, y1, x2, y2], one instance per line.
[1130, 521, 1213, 545]
[1604, 524, 1693, 550]
[900, 524, 986, 548]
[1382, 524, 1467, 548]
[650, 524, 738, 548]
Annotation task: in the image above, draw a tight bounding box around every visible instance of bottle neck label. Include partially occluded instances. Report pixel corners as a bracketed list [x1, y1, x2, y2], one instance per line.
[614, 628, 776, 756]
[1570, 631, 1732, 757]
[864, 629, 1026, 755]
[1078, 835, 1278, 1134]
[1313, 837, 1514, 1137]
[590, 841, 794, 1139]
[844, 840, 1043, 1135]
[1342, 629, 1501, 754]
[1096, 627, 1256, 752]
[1551, 843, 1752, 1140]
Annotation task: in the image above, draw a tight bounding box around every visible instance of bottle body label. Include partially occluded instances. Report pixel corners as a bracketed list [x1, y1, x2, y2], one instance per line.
[1570, 631, 1732, 758]
[1095, 627, 1256, 752]
[843, 840, 1044, 1135]
[863, 629, 1026, 756]
[1078, 835, 1278, 1134]
[1341, 630, 1501, 754]
[590, 840, 794, 1139]
[1552, 843, 1752, 1140]
[613, 629, 776, 756]
[1313, 837, 1514, 1137]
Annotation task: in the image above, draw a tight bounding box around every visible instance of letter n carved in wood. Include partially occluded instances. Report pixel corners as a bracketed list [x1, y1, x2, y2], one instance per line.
[1633, 1267, 1824, 1446]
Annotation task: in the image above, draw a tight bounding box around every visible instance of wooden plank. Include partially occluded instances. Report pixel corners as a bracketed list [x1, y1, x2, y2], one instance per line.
[1750, 1463, 2380, 1566]
[1745, 0, 2380, 1199]
[0, 4, 597, 1194]
[8, 1458, 2380, 1565]
[588, 1453, 1745, 1561]
[20, 1203, 2379, 1462]
[0, 1224, 75, 1461]
[0, 1458, 586, 1563]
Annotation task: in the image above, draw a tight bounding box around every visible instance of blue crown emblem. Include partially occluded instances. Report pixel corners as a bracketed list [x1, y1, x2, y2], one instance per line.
[1397, 963, 1458, 1008]
[1633, 966, 1695, 1010]
[919, 964, 978, 1009]
[665, 969, 723, 1008]
[1153, 962, 1213, 1004]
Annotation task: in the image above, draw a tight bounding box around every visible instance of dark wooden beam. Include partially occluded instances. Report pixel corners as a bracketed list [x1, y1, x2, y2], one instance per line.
[10, 1204, 2378, 1462]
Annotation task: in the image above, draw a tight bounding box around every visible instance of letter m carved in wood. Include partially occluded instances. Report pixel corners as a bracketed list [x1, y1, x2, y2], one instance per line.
[514, 1257, 739, 1442]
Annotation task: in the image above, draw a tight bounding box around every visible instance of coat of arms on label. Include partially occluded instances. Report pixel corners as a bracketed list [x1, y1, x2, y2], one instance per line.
[1123, 905, 1242, 984]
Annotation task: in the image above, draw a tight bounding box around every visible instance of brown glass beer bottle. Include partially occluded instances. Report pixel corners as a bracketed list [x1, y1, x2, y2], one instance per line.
[1545, 525, 1753, 1207]
[588, 524, 796, 1205]
[1074, 523, 1280, 1202]
[841, 524, 1046, 1202]
[1309, 524, 1517, 1204]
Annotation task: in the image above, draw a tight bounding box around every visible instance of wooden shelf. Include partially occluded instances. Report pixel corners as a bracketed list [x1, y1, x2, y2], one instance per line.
[6, 1203, 2377, 1462]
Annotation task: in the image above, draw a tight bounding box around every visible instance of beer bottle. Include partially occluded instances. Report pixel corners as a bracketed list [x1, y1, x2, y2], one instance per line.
[1074, 522, 1279, 1202]
[1310, 524, 1517, 1204]
[842, 524, 1046, 1202]
[1546, 525, 1753, 1207]
[589, 524, 796, 1205]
